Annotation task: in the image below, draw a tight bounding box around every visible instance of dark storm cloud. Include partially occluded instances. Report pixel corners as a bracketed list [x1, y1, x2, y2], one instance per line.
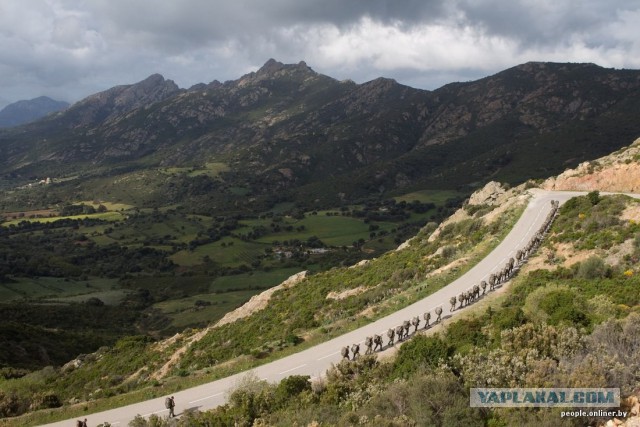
[0, 0, 638, 108]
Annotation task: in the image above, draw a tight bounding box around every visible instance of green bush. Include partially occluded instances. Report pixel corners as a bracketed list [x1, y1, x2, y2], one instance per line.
[445, 317, 488, 353]
[538, 289, 590, 327]
[575, 256, 608, 279]
[393, 335, 452, 378]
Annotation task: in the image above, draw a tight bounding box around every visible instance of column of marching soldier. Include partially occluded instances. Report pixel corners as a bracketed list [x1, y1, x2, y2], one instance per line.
[341, 200, 560, 361]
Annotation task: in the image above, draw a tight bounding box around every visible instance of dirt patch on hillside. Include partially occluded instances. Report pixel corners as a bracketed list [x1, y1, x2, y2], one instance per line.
[621, 204, 640, 222]
[327, 286, 367, 300]
[426, 257, 469, 277]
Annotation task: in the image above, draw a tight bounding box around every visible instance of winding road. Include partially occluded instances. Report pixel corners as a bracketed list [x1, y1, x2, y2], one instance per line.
[40, 190, 638, 427]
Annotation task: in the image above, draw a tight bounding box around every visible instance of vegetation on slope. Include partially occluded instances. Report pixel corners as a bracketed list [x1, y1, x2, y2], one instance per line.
[122, 193, 640, 427]
[0, 184, 527, 424]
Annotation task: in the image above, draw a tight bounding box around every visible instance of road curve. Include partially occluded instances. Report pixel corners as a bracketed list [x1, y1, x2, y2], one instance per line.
[40, 190, 639, 427]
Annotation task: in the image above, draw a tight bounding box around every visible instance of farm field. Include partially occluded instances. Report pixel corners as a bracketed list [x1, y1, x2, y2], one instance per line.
[152, 267, 305, 328]
[0, 188, 460, 358]
[0, 277, 120, 302]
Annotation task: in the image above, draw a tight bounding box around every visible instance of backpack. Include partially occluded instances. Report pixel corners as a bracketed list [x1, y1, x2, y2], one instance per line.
[165, 397, 172, 409]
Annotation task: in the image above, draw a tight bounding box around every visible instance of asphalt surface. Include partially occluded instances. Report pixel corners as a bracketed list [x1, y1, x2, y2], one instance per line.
[40, 190, 639, 426]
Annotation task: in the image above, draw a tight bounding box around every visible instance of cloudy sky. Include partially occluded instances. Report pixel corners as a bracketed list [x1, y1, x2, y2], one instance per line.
[1, 0, 639, 108]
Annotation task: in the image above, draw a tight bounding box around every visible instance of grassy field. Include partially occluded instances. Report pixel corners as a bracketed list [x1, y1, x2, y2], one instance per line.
[154, 289, 261, 328]
[0, 277, 120, 302]
[252, 213, 388, 246]
[2, 211, 125, 226]
[209, 267, 304, 292]
[152, 268, 304, 328]
[159, 162, 230, 178]
[171, 236, 269, 267]
[78, 201, 136, 211]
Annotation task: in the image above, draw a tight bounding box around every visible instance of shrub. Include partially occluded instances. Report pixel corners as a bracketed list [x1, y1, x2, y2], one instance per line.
[587, 191, 601, 206]
[576, 256, 608, 279]
[393, 335, 452, 378]
[274, 375, 311, 406]
[538, 289, 590, 327]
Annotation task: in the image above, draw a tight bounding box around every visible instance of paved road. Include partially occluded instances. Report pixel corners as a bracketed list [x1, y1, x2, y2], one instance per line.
[41, 190, 638, 426]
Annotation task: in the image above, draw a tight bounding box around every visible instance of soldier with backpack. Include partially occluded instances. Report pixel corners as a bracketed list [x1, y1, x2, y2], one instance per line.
[165, 395, 176, 417]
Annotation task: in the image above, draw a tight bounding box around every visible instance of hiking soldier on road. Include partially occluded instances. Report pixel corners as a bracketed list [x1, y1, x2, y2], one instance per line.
[364, 336, 373, 355]
[373, 334, 383, 352]
[165, 395, 176, 417]
[351, 343, 361, 360]
[423, 311, 431, 328]
[435, 306, 443, 323]
[411, 316, 420, 332]
[341, 346, 350, 360]
[387, 328, 395, 346]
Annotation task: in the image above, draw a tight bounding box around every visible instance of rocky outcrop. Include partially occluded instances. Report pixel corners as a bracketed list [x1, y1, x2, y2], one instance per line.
[542, 137, 640, 193]
[427, 181, 529, 242]
[214, 270, 308, 327]
[467, 181, 508, 206]
[63, 74, 181, 128]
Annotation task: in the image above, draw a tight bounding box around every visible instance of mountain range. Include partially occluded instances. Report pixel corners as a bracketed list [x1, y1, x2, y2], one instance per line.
[1, 60, 640, 211]
[0, 96, 69, 128]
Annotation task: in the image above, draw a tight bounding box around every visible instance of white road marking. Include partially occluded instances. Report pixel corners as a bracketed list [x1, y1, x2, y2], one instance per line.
[278, 364, 306, 375]
[317, 351, 339, 360]
[189, 392, 223, 404]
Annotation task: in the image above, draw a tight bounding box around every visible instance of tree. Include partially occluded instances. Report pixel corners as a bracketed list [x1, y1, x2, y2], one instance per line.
[587, 190, 601, 206]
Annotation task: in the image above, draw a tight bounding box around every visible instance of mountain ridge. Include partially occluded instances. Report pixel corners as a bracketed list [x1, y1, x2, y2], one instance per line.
[1, 60, 640, 211]
[0, 96, 69, 128]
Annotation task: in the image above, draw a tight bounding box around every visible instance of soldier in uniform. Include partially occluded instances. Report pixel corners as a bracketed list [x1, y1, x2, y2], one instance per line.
[403, 320, 411, 337]
[351, 343, 360, 360]
[435, 306, 443, 323]
[341, 346, 350, 360]
[411, 316, 420, 332]
[423, 311, 431, 328]
[387, 328, 395, 346]
[364, 336, 373, 355]
[373, 334, 383, 352]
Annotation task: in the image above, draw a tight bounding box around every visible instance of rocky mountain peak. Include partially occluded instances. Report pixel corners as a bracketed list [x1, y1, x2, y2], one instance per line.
[111, 73, 180, 109]
[64, 73, 181, 127]
[257, 58, 313, 75]
[235, 59, 317, 88]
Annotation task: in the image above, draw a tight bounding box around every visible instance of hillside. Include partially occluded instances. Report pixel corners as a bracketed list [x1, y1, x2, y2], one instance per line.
[0, 97, 69, 128]
[130, 142, 640, 426]
[1, 60, 640, 212]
